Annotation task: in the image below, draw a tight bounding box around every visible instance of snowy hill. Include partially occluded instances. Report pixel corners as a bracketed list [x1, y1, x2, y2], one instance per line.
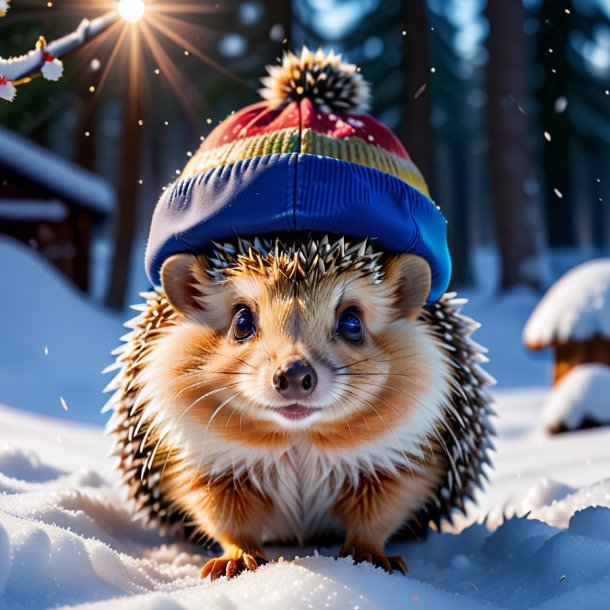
[0, 237, 122, 424]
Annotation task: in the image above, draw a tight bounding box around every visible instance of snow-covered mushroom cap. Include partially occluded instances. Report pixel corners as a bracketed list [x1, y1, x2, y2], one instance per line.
[542, 363, 610, 433]
[524, 259, 610, 349]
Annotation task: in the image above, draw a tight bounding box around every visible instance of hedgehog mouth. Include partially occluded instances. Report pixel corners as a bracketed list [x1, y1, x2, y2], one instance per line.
[274, 404, 322, 420]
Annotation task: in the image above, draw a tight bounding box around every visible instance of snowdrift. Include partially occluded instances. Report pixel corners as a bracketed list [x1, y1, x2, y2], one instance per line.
[2, 390, 610, 610]
[542, 364, 610, 433]
[0, 237, 122, 424]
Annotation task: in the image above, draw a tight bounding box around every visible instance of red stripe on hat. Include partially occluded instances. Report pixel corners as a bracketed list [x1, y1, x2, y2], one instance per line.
[201, 99, 410, 161]
[299, 99, 410, 160]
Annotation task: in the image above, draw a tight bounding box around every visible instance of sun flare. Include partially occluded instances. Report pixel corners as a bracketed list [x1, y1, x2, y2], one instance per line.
[118, 0, 145, 23]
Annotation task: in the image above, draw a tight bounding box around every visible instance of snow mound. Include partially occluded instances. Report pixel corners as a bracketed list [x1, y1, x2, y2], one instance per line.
[0, 237, 122, 423]
[3, 439, 610, 610]
[524, 258, 610, 348]
[521, 477, 576, 512]
[2, 401, 610, 609]
[542, 364, 610, 432]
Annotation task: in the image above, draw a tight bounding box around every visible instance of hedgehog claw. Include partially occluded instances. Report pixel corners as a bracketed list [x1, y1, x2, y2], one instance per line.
[339, 546, 408, 575]
[200, 550, 268, 580]
[388, 555, 408, 575]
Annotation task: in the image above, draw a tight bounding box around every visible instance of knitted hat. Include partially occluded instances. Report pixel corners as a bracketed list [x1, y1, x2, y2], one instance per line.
[145, 47, 451, 301]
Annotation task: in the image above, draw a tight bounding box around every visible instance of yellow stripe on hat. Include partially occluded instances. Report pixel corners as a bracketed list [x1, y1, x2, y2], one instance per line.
[181, 128, 300, 180]
[300, 129, 430, 197]
[180, 126, 430, 198]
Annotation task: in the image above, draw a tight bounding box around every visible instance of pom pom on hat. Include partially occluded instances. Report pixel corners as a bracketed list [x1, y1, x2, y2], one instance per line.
[259, 47, 371, 114]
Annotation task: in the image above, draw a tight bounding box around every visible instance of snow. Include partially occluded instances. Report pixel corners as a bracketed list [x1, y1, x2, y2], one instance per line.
[524, 258, 610, 348]
[0, 126, 115, 216]
[0, 237, 122, 424]
[3, 238, 610, 608]
[541, 364, 610, 432]
[461, 287, 552, 388]
[0, 199, 68, 221]
[2, 391, 610, 610]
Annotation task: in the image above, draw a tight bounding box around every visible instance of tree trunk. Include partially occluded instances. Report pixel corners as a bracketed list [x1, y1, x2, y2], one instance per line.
[105, 34, 143, 310]
[486, 0, 548, 291]
[401, 0, 433, 189]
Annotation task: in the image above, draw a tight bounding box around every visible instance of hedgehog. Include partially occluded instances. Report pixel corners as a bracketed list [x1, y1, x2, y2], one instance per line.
[104, 48, 494, 581]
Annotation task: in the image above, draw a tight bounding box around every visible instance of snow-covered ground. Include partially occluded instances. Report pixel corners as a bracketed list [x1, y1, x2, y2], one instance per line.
[0, 238, 122, 425]
[2, 237, 610, 609]
[2, 391, 610, 610]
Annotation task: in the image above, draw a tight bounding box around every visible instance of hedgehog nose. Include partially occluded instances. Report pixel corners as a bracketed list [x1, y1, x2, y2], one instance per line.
[273, 359, 318, 399]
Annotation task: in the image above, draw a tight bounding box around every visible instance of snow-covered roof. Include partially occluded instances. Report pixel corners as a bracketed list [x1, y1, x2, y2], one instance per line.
[542, 363, 610, 432]
[0, 199, 67, 221]
[524, 259, 610, 348]
[0, 126, 116, 216]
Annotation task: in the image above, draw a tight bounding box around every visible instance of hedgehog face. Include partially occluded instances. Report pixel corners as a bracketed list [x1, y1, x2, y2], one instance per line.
[153, 238, 448, 447]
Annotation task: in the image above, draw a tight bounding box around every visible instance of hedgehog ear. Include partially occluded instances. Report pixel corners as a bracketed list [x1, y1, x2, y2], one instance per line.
[160, 253, 209, 317]
[384, 254, 431, 319]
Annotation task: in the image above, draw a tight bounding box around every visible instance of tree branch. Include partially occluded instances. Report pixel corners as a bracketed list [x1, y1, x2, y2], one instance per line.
[0, 5, 119, 101]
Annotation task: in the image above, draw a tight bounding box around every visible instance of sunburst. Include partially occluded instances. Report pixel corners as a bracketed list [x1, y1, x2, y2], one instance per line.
[0, 0, 246, 114]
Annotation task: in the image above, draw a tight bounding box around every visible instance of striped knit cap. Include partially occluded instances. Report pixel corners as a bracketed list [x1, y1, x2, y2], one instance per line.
[146, 47, 451, 301]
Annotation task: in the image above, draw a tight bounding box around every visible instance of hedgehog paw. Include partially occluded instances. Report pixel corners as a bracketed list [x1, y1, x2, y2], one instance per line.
[339, 546, 408, 575]
[200, 549, 268, 581]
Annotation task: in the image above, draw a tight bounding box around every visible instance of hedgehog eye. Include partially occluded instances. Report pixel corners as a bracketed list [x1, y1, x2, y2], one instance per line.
[232, 306, 256, 342]
[337, 307, 363, 344]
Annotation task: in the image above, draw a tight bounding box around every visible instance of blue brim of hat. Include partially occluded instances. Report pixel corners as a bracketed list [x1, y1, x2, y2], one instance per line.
[145, 153, 451, 302]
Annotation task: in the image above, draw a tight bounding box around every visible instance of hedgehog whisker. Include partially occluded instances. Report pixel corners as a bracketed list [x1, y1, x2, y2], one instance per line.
[238, 388, 270, 435]
[344, 379, 439, 474]
[332, 354, 383, 371]
[342, 377, 444, 430]
[358, 378, 462, 446]
[335, 398, 354, 440]
[234, 356, 257, 370]
[179, 342, 256, 372]
[353, 378, 462, 474]
[212, 371, 253, 376]
[203, 390, 243, 442]
[338, 393, 371, 433]
[336, 372, 420, 380]
[158, 382, 243, 481]
[171, 382, 241, 439]
[173, 380, 243, 408]
[189, 390, 244, 488]
[350, 379, 439, 458]
[335, 383, 415, 476]
[225, 404, 241, 435]
[332, 344, 409, 372]
[174, 376, 248, 400]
